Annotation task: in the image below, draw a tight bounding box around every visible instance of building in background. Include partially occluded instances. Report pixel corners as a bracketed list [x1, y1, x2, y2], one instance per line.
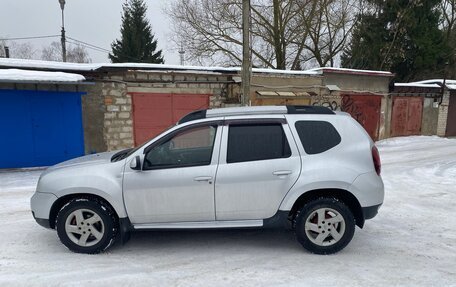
[0, 58, 452, 168]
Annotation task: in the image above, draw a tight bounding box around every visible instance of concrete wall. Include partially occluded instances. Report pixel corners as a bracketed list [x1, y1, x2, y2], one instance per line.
[421, 97, 439, 135]
[323, 73, 391, 94]
[81, 83, 106, 153]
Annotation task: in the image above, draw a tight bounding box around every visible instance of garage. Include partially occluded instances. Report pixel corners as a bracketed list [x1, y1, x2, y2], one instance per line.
[0, 89, 85, 169]
[341, 94, 382, 141]
[390, 96, 423, 137]
[446, 93, 456, 137]
[131, 93, 210, 145]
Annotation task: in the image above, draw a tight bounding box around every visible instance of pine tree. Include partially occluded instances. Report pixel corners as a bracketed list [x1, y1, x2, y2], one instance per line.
[342, 0, 449, 81]
[109, 0, 164, 63]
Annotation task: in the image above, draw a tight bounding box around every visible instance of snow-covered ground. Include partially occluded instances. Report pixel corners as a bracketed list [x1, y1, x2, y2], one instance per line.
[0, 136, 455, 286]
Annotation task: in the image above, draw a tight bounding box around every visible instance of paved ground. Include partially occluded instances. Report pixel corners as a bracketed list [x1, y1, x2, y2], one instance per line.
[0, 136, 455, 286]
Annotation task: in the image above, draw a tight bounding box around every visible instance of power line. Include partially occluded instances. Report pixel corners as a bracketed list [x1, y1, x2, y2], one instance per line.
[66, 36, 111, 53]
[0, 35, 60, 41]
[67, 36, 142, 62]
[66, 39, 110, 54]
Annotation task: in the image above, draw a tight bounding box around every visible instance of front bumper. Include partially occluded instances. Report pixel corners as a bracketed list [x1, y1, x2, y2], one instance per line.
[30, 192, 58, 228]
[32, 211, 51, 228]
[362, 204, 382, 220]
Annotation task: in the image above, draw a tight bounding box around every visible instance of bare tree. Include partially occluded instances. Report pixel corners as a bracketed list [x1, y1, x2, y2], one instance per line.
[0, 40, 36, 59]
[440, 0, 456, 36]
[167, 0, 358, 69]
[41, 41, 91, 63]
[299, 0, 359, 67]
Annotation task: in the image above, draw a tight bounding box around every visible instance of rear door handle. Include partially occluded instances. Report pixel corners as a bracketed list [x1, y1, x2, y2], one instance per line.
[194, 176, 213, 182]
[273, 170, 292, 176]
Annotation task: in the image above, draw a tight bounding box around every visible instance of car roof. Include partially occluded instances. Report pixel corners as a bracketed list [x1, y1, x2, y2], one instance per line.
[178, 105, 335, 124]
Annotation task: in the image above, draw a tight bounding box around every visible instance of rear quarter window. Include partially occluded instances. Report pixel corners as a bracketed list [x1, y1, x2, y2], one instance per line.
[295, 121, 341, 154]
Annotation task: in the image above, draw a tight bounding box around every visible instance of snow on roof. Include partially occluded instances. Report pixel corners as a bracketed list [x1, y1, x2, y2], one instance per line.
[394, 83, 441, 89]
[395, 79, 456, 90]
[0, 58, 391, 77]
[0, 69, 85, 83]
[0, 58, 99, 72]
[306, 67, 393, 77]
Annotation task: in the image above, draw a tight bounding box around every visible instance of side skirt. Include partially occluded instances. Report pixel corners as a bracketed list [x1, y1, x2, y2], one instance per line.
[133, 220, 263, 230]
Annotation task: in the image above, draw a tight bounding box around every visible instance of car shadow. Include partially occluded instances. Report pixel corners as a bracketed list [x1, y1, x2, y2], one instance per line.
[112, 228, 303, 254]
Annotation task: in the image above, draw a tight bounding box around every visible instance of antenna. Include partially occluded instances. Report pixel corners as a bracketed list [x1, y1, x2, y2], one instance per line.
[178, 42, 185, 66]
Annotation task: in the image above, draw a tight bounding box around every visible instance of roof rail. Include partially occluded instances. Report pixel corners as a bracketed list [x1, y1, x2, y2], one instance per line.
[178, 105, 334, 124]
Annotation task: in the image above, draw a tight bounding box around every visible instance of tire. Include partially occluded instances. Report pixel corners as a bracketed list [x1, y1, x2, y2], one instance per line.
[56, 198, 118, 254]
[294, 197, 355, 255]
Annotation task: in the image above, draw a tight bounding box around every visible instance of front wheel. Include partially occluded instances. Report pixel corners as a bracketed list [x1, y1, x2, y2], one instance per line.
[56, 198, 118, 254]
[294, 198, 355, 254]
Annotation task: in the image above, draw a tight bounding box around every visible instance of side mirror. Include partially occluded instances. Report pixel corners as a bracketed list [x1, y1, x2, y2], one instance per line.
[129, 156, 142, 171]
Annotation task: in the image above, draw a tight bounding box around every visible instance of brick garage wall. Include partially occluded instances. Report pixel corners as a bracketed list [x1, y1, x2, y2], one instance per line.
[102, 81, 134, 151]
[100, 71, 232, 151]
[437, 91, 450, 136]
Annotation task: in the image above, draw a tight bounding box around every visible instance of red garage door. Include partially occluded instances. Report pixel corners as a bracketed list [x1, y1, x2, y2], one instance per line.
[341, 94, 382, 141]
[131, 93, 210, 145]
[391, 96, 423, 137]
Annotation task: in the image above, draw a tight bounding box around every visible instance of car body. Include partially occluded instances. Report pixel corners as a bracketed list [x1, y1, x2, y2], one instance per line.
[31, 105, 384, 254]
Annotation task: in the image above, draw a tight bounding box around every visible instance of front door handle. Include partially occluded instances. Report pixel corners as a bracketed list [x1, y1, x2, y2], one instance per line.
[194, 176, 213, 182]
[273, 170, 292, 176]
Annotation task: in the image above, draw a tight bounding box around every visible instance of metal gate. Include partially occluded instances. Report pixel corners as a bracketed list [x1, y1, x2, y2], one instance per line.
[341, 94, 382, 141]
[0, 89, 85, 168]
[391, 96, 423, 137]
[446, 94, 456, 137]
[131, 93, 210, 145]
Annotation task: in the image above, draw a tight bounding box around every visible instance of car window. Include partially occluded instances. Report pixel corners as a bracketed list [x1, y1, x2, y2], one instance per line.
[144, 125, 217, 170]
[227, 123, 291, 163]
[295, 121, 341, 154]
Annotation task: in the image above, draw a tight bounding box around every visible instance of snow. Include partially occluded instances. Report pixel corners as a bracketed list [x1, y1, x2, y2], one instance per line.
[394, 83, 441, 89]
[0, 58, 387, 77]
[395, 79, 456, 90]
[1, 136, 456, 286]
[0, 58, 100, 71]
[0, 69, 85, 83]
[306, 67, 393, 76]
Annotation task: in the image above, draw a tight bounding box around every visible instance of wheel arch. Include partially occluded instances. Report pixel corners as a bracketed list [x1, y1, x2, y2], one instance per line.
[288, 188, 365, 228]
[49, 193, 121, 229]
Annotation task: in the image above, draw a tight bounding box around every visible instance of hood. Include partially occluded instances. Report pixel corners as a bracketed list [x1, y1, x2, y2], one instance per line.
[47, 151, 118, 171]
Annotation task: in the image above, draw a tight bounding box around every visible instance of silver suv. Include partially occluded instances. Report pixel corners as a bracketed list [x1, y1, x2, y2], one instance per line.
[31, 106, 384, 254]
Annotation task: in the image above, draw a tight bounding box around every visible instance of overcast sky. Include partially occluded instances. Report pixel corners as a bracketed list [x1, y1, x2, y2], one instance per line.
[0, 0, 179, 64]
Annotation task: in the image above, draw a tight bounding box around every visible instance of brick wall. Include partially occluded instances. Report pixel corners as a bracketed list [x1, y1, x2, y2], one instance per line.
[437, 92, 450, 136]
[100, 71, 231, 151]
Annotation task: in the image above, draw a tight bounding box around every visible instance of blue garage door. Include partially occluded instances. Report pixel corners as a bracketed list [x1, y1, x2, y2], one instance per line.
[0, 89, 85, 168]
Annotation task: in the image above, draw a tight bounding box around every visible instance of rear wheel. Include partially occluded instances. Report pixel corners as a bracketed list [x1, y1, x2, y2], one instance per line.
[294, 198, 355, 254]
[56, 198, 118, 254]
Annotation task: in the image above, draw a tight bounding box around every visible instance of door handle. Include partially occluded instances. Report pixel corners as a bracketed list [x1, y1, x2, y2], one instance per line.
[273, 170, 292, 176]
[194, 176, 213, 182]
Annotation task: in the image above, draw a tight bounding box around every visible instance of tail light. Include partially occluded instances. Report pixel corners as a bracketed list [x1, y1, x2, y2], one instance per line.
[372, 146, 381, 175]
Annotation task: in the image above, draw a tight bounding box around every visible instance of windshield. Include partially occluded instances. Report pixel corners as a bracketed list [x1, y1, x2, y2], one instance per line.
[111, 124, 177, 162]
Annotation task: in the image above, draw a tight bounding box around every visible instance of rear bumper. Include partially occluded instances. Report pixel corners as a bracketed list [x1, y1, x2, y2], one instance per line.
[362, 204, 382, 220]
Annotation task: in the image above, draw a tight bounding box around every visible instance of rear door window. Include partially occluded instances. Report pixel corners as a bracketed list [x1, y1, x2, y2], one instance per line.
[227, 123, 291, 163]
[295, 121, 341, 154]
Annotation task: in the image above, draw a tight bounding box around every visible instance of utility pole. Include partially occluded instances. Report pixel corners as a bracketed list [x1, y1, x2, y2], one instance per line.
[241, 0, 251, 106]
[178, 42, 185, 66]
[59, 0, 67, 62]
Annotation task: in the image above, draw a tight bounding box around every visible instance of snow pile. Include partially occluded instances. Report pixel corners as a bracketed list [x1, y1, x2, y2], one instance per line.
[0, 69, 85, 83]
[0, 136, 455, 286]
